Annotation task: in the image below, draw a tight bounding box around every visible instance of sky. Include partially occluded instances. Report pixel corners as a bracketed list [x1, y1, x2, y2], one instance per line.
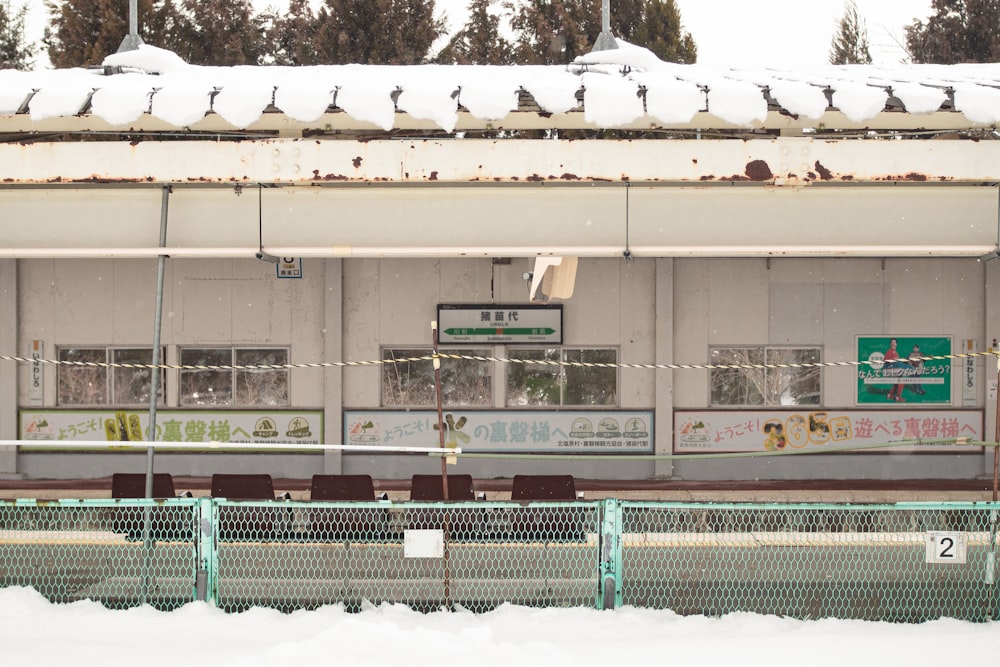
[19, 0, 935, 69]
[5, 585, 1000, 667]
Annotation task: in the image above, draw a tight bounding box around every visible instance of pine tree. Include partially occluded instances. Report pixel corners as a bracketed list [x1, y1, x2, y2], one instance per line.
[829, 0, 872, 64]
[631, 0, 696, 63]
[905, 0, 1000, 63]
[45, 0, 176, 68]
[507, 0, 598, 64]
[437, 0, 514, 65]
[314, 0, 444, 64]
[507, 0, 694, 65]
[267, 0, 320, 65]
[0, 0, 36, 69]
[170, 0, 266, 65]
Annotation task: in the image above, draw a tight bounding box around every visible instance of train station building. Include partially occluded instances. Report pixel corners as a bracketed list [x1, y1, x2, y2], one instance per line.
[1, 43, 999, 484]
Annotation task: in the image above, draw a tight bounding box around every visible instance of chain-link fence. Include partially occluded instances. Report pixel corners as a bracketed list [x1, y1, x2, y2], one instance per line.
[619, 501, 1000, 622]
[0, 498, 199, 610]
[2, 498, 998, 620]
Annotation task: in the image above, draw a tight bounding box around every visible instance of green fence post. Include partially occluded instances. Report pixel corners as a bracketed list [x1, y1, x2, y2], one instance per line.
[195, 497, 217, 605]
[598, 498, 622, 610]
[988, 507, 999, 620]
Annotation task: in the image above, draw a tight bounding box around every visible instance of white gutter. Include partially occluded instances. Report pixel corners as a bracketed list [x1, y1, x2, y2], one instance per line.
[0, 245, 994, 259]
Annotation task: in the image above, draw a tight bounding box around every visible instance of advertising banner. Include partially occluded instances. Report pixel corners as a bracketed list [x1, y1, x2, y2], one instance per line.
[19, 409, 323, 450]
[345, 410, 653, 453]
[857, 336, 951, 404]
[675, 409, 981, 454]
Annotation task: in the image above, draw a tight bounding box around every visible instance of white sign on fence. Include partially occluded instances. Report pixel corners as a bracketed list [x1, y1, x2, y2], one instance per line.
[404, 530, 444, 558]
[925, 531, 967, 564]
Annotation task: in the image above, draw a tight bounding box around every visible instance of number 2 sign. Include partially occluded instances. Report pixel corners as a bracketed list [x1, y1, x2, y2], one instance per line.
[925, 531, 967, 564]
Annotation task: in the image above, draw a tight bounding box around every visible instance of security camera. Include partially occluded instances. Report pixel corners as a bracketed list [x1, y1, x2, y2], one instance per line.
[255, 251, 280, 264]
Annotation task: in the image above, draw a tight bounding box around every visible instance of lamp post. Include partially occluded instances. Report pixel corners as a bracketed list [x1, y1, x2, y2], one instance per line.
[592, 0, 619, 52]
[117, 0, 144, 52]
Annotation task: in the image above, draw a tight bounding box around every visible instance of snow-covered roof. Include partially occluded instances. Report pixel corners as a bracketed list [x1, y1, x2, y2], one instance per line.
[1, 43, 999, 135]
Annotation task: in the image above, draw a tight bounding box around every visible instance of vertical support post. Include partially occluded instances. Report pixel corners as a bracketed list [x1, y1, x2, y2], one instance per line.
[431, 321, 451, 609]
[591, 0, 618, 51]
[994, 352, 999, 501]
[195, 496, 217, 605]
[598, 498, 622, 610]
[139, 185, 170, 605]
[146, 185, 170, 498]
[117, 0, 144, 52]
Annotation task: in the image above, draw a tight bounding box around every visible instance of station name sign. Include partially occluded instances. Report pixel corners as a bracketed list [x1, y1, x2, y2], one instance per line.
[438, 304, 562, 345]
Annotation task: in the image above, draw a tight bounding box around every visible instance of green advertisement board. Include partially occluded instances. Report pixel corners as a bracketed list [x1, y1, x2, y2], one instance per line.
[857, 336, 951, 404]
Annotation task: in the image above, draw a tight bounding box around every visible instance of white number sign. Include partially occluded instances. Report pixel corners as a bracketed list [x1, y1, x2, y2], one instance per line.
[925, 531, 966, 564]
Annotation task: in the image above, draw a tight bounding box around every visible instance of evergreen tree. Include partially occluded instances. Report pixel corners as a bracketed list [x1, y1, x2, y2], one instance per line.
[267, 0, 320, 65]
[0, 0, 35, 69]
[314, 0, 444, 64]
[437, 0, 514, 65]
[507, 0, 694, 65]
[631, 0, 696, 63]
[829, 0, 872, 64]
[170, 0, 266, 65]
[905, 0, 1000, 63]
[507, 0, 602, 64]
[45, 0, 177, 68]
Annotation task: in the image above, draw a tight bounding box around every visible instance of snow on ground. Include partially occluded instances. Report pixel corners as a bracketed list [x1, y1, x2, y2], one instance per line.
[2, 586, 999, 667]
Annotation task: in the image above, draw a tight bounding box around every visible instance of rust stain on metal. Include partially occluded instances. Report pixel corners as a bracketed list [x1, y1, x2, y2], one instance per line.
[692, 158, 698, 164]
[527, 174, 544, 182]
[69, 176, 156, 184]
[744, 159, 773, 181]
[559, 173, 580, 180]
[352, 156, 363, 168]
[429, 171, 438, 180]
[905, 172, 927, 181]
[723, 174, 750, 181]
[312, 170, 348, 181]
[839, 174, 854, 181]
[813, 161, 833, 180]
[700, 174, 715, 181]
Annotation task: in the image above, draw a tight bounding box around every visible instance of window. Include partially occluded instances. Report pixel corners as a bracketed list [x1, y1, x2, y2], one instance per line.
[710, 347, 821, 406]
[507, 348, 618, 407]
[180, 348, 289, 407]
[58, 347, 163, 406]
[381, 348, 491, 407]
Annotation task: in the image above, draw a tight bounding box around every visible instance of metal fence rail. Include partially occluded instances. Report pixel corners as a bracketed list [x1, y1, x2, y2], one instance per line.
[1, 498, 998, 620]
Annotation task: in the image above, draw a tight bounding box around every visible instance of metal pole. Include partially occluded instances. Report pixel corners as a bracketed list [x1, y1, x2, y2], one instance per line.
[592, 0, 618, 51]
[117, 0, 144, 52]
[140, 185, 170, 605]
[431, 321, 451, 609]
[993, 352, 999, 501]
[145, 185, 170, 498]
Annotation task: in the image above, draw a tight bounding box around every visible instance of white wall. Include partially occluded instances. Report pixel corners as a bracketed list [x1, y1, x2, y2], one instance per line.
[9, 254, 989, 480]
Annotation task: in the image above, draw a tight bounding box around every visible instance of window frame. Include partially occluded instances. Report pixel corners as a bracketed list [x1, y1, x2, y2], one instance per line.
[709, 345, 822, 407]
[57, 346, 164, 407]
[179, 346, 290, 408]
[380, 346, 493, 408]
[505, 346, 619, 408]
